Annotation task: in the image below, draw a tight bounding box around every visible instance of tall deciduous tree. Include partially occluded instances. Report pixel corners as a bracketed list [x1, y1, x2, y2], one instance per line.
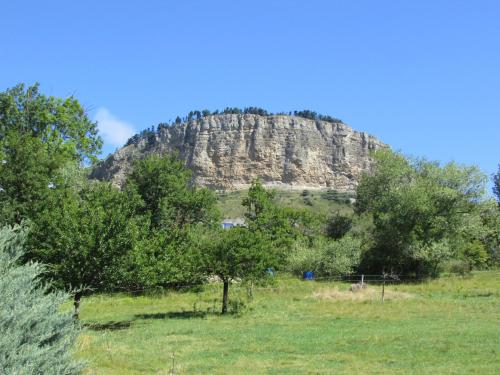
[124, 155, 219, 287]
[0, 83, 102, 225]
[356, 149, 487, 276]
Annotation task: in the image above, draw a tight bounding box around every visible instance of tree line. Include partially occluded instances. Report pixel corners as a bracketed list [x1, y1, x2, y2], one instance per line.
[125, 107, 344, 147]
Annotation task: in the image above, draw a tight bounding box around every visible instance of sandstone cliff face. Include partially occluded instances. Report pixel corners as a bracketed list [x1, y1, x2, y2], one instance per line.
[91, 114, 387, 193]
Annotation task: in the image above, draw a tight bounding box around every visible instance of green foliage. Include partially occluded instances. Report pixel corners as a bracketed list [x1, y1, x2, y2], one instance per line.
[122, 155, 219, 288]
[203, 227, 270, 282]
[31, 181, 145, 296]
[0, 225, 82, 374]
[127, 154, 218, 229]
[242, 180, 299, 241]
[0, 83, 101, 163]
[454, 199, 499, 267]
[287, 236, 362, 277]
[201, 226, 271, 313]
[325, 214, 353, 239]
[356, 149, 487, 276]
[217, 189, 352, 219]
[286, 240, 323, 275]
[460, 240, 489, 270]
[319, 236, 362, 276]
[493, 164, 500, 202]
[293, 110, 343, 124]
[0, 83, 102, 225]
[321, 189, 353, 204]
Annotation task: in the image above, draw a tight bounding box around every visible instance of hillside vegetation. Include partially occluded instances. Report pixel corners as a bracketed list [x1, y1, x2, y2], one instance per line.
[217, 189, 354, 218]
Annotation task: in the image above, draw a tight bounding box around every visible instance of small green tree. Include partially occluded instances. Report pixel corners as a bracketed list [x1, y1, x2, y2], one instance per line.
[203, 227, 270, 314]
[0, 224, 82, 374]
[242, 180, 297, 261]
[32, 181, 145, 318]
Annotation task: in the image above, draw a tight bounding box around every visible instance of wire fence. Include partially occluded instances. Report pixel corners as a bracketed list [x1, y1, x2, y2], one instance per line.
[97, 271, 482, 295]
[83, 269, 500, 297]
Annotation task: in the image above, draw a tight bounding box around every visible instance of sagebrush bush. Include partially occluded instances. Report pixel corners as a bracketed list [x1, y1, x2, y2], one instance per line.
[0, 225, 82, 374]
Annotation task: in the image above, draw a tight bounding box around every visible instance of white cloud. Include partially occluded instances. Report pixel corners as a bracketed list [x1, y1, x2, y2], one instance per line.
[94, 107, 136, 147]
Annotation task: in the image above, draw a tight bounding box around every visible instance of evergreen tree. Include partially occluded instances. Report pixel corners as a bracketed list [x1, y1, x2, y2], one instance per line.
[0, 225, 82, 374]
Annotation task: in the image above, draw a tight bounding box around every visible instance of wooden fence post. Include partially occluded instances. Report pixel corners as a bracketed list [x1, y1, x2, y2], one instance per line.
[381, 273, 386, 303]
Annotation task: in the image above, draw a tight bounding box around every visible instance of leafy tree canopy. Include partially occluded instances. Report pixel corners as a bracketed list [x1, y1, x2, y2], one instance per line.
[355, 149, 487, 276]
[126, 154, 219, 229]
[0, 83, 102, 225]
[201, 226, 270, 314]
[0, 83, 101, 163]
[31, 180, 146, 316]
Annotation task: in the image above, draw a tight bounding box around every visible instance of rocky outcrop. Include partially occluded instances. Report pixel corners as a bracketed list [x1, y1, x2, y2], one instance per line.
[91, 114, 387, 192]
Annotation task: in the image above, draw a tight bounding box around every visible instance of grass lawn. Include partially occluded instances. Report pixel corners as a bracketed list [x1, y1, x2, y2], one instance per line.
[76, 271, 500, 374]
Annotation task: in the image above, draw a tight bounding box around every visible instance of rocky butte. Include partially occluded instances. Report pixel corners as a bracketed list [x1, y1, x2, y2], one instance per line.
[91, 113, 387, 193]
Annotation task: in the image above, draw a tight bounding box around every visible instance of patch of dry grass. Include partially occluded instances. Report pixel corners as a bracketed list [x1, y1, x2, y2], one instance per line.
[312, 285, 413, 301]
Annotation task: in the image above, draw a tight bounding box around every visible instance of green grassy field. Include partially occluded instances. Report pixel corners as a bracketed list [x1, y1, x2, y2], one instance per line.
[217, 189, 353, 218]
[76, 271, 500, 374]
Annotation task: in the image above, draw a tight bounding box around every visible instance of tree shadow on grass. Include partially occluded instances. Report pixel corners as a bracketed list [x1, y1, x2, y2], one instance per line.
[84, 320, 133, 331]
[83, 310, 213, 331]
[134, 311, 208, 320]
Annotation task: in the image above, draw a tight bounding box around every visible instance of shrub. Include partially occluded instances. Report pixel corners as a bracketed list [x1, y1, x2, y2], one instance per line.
[0, 225, 82, 374]
[445, 259, 471, 276]
[287, 236, 362, 277]
[287, 240, 323, 275]
[318, 236, 362, 276]
[461, 240, 489, 270]
[325, 214, 353, 239]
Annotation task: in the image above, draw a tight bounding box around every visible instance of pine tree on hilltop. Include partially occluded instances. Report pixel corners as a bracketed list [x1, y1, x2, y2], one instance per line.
[0, 225, 82, 374]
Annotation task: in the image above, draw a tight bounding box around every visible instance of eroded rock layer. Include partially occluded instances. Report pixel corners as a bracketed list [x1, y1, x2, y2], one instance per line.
[91, 114, 387, 192]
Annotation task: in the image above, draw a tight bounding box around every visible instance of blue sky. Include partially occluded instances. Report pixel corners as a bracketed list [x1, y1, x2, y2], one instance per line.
[1, 0, 499, 190]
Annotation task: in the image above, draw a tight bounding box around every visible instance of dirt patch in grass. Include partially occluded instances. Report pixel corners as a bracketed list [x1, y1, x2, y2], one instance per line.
[312, 286, 413, 301]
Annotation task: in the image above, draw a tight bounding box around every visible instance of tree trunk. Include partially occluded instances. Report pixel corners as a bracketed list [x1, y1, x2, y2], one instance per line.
[73, 292, 82, 320]
[221, 280, 229, 314]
